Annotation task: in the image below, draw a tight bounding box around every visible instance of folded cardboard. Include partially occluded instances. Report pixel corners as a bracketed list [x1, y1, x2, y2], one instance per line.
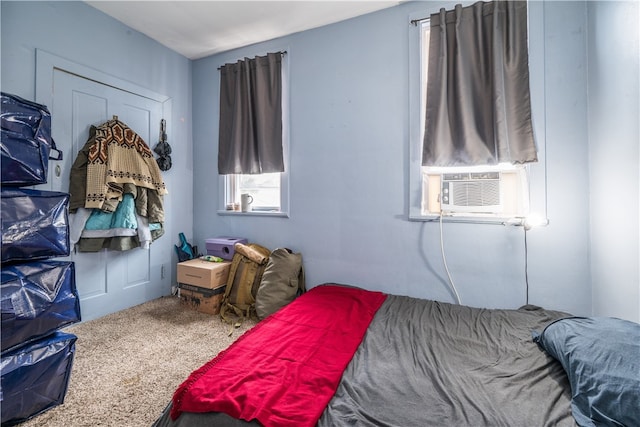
[179, 283, 225, 315]
[177, 259, 230, 289]
[205, 237, 247, 260]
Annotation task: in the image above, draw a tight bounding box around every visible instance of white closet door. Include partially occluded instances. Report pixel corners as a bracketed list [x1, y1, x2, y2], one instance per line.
[43, 68, 166, 321]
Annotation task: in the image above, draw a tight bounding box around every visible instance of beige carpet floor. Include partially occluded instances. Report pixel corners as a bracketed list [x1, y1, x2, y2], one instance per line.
[21, 296, 257, 427]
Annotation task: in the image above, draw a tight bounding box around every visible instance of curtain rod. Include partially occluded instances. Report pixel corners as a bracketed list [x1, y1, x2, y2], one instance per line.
[410, 16, 430, 26]
[217, 51, 287, 71]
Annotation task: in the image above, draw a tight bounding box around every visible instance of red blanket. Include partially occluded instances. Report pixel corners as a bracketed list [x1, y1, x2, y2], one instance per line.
[170, 284, 386, 427]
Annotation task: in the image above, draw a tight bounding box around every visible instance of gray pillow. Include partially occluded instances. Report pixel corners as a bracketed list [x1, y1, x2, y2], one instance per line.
[533, 317, 640, 427]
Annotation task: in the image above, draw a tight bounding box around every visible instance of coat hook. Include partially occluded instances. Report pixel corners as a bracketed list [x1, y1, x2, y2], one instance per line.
[112, 115, 118, 121]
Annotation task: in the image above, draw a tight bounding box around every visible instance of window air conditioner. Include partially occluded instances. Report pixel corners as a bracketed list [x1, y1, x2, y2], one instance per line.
[423, 167, 527, 217]
[440, 172, 502, 214]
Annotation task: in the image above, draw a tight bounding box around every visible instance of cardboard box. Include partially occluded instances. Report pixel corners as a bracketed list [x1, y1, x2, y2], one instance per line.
[177, 259, 231, 289]
[205, 237, 247, 260]
[179, 283, 225, 315]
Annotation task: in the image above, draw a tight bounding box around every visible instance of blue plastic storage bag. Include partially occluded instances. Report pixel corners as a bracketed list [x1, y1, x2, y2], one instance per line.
[0, 331, 77, 426]
[1, 92, 61, 186]
[1, 188, 70, 264]
[1, 261, 80, 352]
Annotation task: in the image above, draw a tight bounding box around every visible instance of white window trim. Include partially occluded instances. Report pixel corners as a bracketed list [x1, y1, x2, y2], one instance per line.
[407, 4, 548, 226]
[216, 49, 290, 218]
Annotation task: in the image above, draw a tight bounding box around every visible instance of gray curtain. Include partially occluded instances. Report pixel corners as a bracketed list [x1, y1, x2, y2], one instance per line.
[422, 1, 537, 166]
[218, 52, 284, 174]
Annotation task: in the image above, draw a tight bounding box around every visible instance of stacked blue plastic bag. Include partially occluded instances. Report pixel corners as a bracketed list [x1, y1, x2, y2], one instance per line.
[0, 92, 81, 425]
[1, 92, 61, 186]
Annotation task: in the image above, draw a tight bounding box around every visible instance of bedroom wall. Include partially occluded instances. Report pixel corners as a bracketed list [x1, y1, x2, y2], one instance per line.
[0, 1, 193, 293]
[3, 1, 634, 321]
[192, 1, 604, 316]
[587, 1, 640, 322]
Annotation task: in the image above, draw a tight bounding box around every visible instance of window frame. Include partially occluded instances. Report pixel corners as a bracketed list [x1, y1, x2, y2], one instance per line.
[408, 5, 548, 225]
[217, 50, 290, 218]
[226, 172, 284, 213]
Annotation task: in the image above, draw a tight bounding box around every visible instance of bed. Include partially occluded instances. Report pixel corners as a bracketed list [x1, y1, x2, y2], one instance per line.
[153, 284, 640, 427]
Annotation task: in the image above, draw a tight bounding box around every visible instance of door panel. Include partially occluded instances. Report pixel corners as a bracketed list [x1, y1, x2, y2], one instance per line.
[75, 250, 107, 299]
[46, 69, 165, 321]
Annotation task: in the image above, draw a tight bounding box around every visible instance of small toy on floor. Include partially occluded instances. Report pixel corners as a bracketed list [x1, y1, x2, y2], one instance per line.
[201, 255, 224, 262]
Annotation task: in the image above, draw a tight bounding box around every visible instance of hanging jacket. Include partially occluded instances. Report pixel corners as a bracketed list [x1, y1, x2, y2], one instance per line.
[83, 118, 167, 210]
[67, 119, 166, 252]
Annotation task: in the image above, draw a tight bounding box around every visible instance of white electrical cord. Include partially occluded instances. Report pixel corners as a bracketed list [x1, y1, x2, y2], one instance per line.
[439, 213, 462, 305]
[524, 226, 530, 305]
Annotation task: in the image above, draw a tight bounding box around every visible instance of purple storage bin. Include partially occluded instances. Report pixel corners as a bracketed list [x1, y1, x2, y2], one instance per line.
[205, 237, 248, 260]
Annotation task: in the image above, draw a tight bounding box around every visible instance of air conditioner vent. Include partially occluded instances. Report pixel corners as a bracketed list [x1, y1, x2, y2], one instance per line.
[441, 173, 502, 213]
[450, 180, 500, 207]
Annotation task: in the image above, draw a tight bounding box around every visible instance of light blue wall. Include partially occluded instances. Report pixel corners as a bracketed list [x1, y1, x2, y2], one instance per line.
[192, 1, 616, 316]
[0, 1, 194, 290]
[587, 1, 640, 322]
[2, 1, 636, 320]
[527, 1, 592, 315]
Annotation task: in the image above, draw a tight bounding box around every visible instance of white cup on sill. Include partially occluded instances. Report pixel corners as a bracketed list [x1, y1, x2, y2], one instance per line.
[240, 194, 253, 212]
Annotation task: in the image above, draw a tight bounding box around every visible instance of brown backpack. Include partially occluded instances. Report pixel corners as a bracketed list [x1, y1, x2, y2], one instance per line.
[220, 242, 270, 329]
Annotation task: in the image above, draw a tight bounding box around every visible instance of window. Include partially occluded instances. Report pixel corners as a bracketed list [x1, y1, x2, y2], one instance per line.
[225, 173, 282, 212]
[410, 15, 536, 223]
[218, 51, 290, 216]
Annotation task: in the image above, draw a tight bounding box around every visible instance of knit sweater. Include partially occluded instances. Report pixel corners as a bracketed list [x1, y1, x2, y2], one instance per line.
[85, 119, 167, 210]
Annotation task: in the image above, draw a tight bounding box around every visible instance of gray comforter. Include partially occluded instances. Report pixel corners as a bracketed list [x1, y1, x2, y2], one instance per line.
[154, 294, 576, 427]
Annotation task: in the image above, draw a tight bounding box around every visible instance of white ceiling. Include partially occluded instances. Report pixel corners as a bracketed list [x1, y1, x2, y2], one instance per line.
[86, 1, 404, 60]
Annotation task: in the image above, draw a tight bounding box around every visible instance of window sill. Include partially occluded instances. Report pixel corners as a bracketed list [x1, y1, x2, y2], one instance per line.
[409, 213, 527, 226]
[217, 210, 289, 218]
